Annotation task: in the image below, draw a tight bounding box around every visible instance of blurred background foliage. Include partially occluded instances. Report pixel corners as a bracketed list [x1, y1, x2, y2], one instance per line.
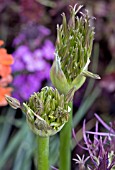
[0, 0, 115, 170]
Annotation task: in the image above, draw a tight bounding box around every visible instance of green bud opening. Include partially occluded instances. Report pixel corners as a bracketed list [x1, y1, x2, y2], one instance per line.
[22, 86, 71, 137]
[50, 4, 100, 95]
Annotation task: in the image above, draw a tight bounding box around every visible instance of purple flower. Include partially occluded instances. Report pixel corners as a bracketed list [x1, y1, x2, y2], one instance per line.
[42, 39, 55, 60]
[12, 44, 52, 73]
[13, 45, 29, 59]
[38, 25, 51, 36]
[82, 116, 115, 170]
[12, 45, 29, 72]
[12, 74, 26, 87]
[12, 73, 41, 102]
[11, 24, 54, 102]
[13, 34, 26, 46]
[23, 50, 47, 72]
[51, 166, 58, 170]
[13, 24, 51, 46]
[73, 154, 90, 170]
[12, 60, 25, 72]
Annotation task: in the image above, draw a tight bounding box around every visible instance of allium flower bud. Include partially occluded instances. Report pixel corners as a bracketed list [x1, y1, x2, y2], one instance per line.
[6, 86, 75, 137]
[22, 86, 72, 137]
[50, 4, 100, 94]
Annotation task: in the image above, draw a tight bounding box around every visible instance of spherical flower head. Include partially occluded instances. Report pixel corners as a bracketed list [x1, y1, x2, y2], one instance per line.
[50, 4, 100, 94]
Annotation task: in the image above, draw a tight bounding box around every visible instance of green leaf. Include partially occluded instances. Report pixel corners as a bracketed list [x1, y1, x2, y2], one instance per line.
[12, 130, 35, 170]
[0, 123, 28, 169]
[73, 86, 101, 128]
[0, 107, 16, 153]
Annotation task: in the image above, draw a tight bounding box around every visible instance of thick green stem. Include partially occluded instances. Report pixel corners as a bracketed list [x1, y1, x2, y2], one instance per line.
[59, 102, 73, 170]
[37, 136, 49, 170]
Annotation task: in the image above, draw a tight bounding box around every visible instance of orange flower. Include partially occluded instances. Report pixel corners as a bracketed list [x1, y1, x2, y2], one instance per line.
[0, 49, 13, 65]
[0, 64, 12, 78]
[0, 87, 13, 106]
[0, 41, 14, 65]
[0, 75, 13, 87]
[0, 40, 14, 106]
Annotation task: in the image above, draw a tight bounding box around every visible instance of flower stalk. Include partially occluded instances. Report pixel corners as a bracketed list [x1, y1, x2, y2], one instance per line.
[37, 136, 49, 170]
[60, 101, 72, 170]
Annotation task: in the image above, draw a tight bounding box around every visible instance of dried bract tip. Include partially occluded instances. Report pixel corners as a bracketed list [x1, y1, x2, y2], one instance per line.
[5, 95, 21, 109]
